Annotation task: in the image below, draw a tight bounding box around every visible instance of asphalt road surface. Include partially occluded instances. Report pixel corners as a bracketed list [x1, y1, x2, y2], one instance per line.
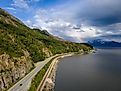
[8, 55, 58, 91]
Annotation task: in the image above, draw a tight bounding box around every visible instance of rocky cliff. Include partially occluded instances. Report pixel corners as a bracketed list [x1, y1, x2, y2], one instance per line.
[0, 8, 93, 90]
[0, 50, 34, 90]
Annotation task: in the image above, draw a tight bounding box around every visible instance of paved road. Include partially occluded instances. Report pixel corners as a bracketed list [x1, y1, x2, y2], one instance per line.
[37, 53, 74, 91]
[8, 55, 58, 91]
[37, 56, 59, 91]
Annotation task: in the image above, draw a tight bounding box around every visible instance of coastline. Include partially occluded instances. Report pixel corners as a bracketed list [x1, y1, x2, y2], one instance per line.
[38, 50, 95, 91]
[36, 53, 74, 91]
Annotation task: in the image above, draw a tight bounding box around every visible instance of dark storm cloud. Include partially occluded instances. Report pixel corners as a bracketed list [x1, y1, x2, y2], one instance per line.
[76, 0, 121, 26]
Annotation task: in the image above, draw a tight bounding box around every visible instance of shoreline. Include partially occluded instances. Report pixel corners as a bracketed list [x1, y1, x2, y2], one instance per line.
[37, 53, 75, 91]
[38, 51, 95, 91]
[49, 50, 96, 91]
[28, 49, 95, 91]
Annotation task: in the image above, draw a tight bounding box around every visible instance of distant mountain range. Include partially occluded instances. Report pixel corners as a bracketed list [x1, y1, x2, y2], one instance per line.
[88, 39, 121, 48]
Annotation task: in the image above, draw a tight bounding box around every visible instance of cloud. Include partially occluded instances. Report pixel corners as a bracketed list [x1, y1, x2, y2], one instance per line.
[11, 0, 40, 9]
[6, 7, 16, 11]
[24, 0, 121, 42]
[12, 0, 29, 9]
[50, 26, 103, 42]
[101, 23, 121, 31]
[25, 8, 102, 42]
[75, 0, 121, 26]
[31, 0, 40, 2]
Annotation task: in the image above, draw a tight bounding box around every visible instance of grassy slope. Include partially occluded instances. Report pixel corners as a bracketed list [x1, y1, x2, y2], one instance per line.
[0, 8, 93, 63]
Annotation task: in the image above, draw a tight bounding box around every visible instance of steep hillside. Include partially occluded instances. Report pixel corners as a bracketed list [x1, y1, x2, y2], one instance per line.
[0, 8, 93, 90]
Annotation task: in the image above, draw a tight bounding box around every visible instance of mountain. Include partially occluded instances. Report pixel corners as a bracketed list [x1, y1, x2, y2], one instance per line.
[33, 28, 65, 41]
[88, 39, 121, 48]
[0, 8, 93, 90]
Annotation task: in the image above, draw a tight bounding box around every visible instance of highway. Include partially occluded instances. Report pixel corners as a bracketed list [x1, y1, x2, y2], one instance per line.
[8, 55, 58, 91]
[37, 56, 59, 91]
[37, 53, 74, 91]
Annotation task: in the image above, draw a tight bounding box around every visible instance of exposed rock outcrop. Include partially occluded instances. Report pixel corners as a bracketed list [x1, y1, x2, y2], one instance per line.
[0, 50, 34, 90]
[42, 48, 53, 58]
[0, 8, 93, 91]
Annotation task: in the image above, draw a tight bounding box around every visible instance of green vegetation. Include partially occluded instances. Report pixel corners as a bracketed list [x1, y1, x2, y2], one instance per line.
[28, 56, 55, 91]
[0, 8, 93, 63]
[0, 8, 93, 91]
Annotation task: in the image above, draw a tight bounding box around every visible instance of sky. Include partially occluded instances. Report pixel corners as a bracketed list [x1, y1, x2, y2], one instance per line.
[0, 0, 121, 42]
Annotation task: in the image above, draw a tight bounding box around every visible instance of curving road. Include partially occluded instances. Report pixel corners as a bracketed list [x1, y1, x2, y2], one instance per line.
[8, 54, 59, 91]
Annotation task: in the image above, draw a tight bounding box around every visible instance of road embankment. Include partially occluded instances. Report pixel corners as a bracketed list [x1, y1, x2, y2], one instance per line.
[36, 50, 95, 91]
[36, 53, 75, 91]
[8, 54, 59, 91]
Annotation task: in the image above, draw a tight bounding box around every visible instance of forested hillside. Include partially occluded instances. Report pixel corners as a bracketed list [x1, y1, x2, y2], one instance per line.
[0, 8, 93, 90]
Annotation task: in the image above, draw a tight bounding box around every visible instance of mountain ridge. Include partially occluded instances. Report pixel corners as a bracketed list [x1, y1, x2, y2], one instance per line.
[88, 39, 121, 48]
[0, 8, 93, 90]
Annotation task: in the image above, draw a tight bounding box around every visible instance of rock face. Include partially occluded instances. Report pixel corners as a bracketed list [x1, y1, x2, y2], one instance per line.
[0, 50, 34, 90]
[42, 48, 53, 58]
[0, 8, 93, 91]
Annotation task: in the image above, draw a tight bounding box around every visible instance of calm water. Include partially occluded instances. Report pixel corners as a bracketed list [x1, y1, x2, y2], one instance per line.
[55, 49, 121, 91]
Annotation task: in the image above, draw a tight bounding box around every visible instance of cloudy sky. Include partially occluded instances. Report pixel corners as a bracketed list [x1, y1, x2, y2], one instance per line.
[0, 0, 121, 42]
